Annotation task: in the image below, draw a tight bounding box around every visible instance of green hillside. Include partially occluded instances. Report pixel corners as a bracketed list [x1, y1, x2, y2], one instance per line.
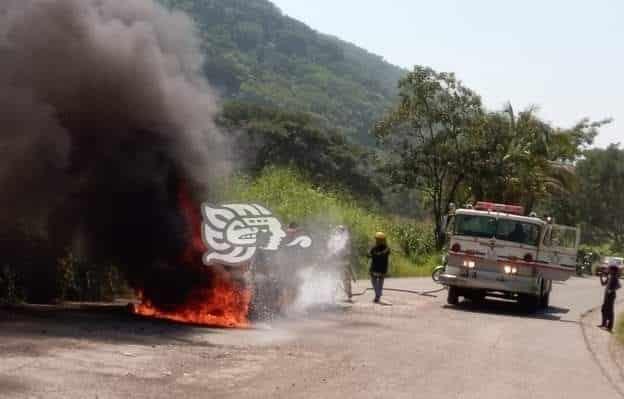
[160, 0, 405, 145]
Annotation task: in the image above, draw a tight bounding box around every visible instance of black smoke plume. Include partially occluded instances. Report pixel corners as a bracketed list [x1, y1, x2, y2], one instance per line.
[0, 0, 229, 306]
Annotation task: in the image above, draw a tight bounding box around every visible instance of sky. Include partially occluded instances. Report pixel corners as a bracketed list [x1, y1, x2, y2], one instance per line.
[271, 0, 622, 148]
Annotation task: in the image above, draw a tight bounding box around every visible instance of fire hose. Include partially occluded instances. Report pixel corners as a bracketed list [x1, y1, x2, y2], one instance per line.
[350, 286, 446, 298]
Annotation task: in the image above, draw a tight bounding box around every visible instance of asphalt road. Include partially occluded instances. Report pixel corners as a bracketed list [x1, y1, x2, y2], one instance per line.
[0, 277, 620, 399]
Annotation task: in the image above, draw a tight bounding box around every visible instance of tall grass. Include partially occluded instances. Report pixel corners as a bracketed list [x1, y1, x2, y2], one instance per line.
[218, 166, 439, 277]
[0, 265, 21, 305]
[56, 251, 128, 302]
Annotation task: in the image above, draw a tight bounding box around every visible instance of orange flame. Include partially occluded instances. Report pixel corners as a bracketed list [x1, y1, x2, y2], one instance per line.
[133, 270, 251, 328]
[133, 180, 251, 328]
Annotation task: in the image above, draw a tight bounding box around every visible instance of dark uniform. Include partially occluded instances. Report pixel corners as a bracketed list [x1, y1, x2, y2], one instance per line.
[601, 267, 621, 331]
[369, 243, 390, 303]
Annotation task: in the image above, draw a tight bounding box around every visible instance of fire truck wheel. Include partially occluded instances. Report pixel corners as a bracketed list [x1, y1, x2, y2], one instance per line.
[519, 294, 539, 313]
[447, 286, 460, 305]
[540, 291, 550, 309]
[474, 290, 486, 302]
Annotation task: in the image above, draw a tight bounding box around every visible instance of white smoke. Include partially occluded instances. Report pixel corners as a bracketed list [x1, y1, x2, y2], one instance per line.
[326, 227, 350, 256]
[287, 266, 342, 314]
[285, 227, 352, 315]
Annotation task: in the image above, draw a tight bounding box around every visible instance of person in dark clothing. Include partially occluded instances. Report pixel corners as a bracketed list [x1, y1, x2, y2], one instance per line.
[369, 232, 391, 304]
[600, 262, 621, 332]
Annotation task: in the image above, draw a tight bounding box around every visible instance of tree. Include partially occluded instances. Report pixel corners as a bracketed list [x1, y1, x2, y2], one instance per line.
[375, 66, 484, 248]
[219, 101, 382, 199]
[576, 145, 624, 251]
[465, 105, 602, 212]
[498, 106, 601, 211]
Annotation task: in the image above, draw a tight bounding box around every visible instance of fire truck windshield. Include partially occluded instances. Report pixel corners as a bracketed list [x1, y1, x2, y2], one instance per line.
[455, 215, 541, 246]
[454, 215, 496, 238]
[495, 219, 541, 246]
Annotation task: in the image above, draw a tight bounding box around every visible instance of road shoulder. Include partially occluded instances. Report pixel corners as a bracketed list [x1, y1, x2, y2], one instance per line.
[581, 304, 624, 398]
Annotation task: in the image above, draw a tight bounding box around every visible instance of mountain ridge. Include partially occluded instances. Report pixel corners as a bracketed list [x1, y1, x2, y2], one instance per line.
[160, 0, 406, 145]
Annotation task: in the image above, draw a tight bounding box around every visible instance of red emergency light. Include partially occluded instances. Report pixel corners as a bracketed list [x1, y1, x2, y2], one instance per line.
[474, 202, 525, 216]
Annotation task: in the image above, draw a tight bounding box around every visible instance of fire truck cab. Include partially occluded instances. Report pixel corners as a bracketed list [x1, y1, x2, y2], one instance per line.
[439, 202, 580, 311]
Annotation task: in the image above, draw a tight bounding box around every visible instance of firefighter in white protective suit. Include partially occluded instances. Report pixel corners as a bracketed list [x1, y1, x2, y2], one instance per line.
[327, 225, 356, 302]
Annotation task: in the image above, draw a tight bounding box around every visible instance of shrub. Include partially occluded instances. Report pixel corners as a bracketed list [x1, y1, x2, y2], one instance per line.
[388, 221, 436, 261]
[219, 166, 439, 277]
[0, 265, 22, 305]
[56, 250, 126, 302]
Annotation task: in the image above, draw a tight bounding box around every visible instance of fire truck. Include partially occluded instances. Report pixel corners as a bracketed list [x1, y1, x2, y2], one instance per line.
[439, 202, 580, 311]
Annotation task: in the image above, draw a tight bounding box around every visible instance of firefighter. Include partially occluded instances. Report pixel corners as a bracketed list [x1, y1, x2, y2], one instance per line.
[286, 222, 300, 238]
[599, 261, 621, 332]
[325, 225, 354, 302]
[369, 232, 391, 304]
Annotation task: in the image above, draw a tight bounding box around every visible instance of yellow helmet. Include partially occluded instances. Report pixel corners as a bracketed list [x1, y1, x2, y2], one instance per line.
[374, 232, 386, 240]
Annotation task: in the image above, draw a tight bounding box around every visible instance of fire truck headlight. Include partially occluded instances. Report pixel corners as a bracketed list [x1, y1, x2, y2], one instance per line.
[463, 260, 476, 269]
[511, 267, 518, 275]
[504, 265, 512, 274]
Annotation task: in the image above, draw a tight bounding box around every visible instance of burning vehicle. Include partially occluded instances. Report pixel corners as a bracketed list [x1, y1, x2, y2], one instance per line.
[0, 0, 351, 327]
[0, 0, 245, 327]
